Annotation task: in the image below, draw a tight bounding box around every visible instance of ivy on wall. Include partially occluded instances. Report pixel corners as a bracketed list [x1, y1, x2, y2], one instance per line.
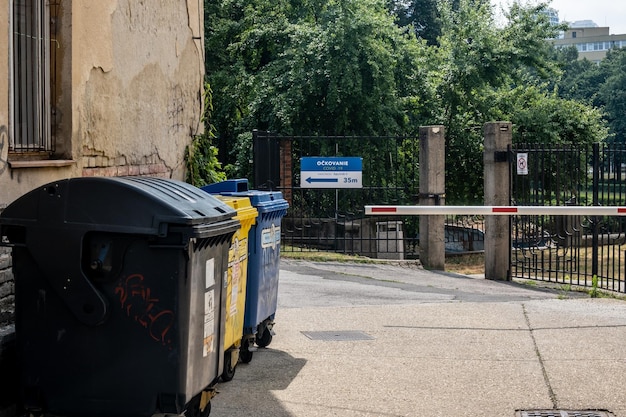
[185, 82, 227, 187]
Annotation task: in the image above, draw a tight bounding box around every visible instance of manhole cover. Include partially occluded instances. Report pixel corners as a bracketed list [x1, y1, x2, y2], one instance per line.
[301, 330, 374, 341]
[516, 411, 614, 417]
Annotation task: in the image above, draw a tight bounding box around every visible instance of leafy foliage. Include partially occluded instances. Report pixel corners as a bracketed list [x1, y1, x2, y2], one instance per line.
[204, 0, 612, 203]
[387, 0, 441, 45]
[205, 0, 435, 177]
[500, 85, 608, 145]
[185, 83, 227, 187]
[598, 49, 626, 143]
[431, 0, 577, 202]
[552, 47, 604, 104]
[553, 44, 626, 145]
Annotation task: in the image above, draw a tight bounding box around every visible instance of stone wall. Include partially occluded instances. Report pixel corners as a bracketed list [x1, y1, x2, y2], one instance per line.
[0, 248, 12, 326]
[81, 146, 171, 178]
[0, 205, 13, 325]
[0, 204, 16, 417]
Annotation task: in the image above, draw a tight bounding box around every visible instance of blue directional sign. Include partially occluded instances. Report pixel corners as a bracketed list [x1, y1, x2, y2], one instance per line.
[300, 157, 363, 188]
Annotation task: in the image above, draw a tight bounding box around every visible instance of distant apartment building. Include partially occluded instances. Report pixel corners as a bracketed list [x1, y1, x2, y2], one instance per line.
[544, 8, 559, 27]
[553, 24, 626, 62]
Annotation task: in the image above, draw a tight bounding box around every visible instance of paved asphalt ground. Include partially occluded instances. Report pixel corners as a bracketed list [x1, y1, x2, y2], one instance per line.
[210, 259, 626, 417]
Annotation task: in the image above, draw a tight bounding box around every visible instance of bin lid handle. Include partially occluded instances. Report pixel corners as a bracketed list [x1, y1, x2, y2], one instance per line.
[29, 228, 108, 326]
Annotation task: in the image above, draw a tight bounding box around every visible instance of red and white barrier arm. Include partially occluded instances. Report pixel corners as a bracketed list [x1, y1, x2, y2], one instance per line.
[365, 205, 626, 216]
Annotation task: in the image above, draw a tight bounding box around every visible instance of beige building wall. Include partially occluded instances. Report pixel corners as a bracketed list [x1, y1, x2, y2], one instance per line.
[0, 0, 205, 206]
[553, 27, 626, 62]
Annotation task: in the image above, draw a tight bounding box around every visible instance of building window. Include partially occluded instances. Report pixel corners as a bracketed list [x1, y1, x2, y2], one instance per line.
[11, 0, 58, 156]
[572, 31, 577, 38]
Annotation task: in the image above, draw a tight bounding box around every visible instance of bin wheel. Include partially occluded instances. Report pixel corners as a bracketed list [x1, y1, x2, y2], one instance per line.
[221, 352, 236, 382]
[255, 327, 273, 348]
[240, 339, 253, 364]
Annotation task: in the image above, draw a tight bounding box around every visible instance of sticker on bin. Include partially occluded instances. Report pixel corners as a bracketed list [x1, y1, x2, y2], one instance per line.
[203, 258, 216, 357]
[205, 258, 215, 289]
[227, 237, 248, 317]
[261, 224, 281, 249]
[203, 289, 215, 357]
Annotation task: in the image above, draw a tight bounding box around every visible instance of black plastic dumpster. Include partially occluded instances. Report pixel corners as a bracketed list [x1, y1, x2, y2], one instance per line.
[0, 177, 240, 417]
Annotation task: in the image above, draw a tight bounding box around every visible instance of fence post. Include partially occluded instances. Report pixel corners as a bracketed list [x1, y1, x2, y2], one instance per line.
[592, 142, 600, 277]
[252, 130, 280, 190]
[484, 122, 512, 280]
[419, 125, 445, 270]
[280, 138, 293, 207]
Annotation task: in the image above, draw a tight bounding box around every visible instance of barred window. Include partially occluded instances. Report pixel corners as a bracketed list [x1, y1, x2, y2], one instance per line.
[11, 0, 55, 155]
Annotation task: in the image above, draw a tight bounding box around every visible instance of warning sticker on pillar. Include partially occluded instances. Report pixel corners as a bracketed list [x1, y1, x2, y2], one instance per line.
[517, 153, 528, 175]
[300, 157, 363, 188]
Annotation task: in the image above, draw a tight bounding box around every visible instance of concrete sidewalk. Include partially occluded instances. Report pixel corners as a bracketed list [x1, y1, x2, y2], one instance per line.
[210, 260, 626, 417]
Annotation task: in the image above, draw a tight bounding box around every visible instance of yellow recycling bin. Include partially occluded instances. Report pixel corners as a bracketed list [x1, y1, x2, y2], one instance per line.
[215, 195, 258, 382]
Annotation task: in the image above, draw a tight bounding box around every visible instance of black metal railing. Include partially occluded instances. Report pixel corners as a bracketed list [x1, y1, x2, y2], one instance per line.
[11, 0, 57, 154]
[253, 132, 421, 260]
[511, 142, 626, 293]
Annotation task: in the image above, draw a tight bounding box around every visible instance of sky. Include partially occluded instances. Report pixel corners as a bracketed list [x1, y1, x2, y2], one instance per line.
[491, 0, 626, 35]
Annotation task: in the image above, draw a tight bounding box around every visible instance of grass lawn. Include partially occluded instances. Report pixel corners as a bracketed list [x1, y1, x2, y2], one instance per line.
[281, 245, 486, 275]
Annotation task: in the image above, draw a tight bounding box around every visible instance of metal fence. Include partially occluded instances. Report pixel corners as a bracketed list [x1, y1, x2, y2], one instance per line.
[253, 132, 421, 259]
[255, 131, 626, 292]
[511, 142, 626, 292]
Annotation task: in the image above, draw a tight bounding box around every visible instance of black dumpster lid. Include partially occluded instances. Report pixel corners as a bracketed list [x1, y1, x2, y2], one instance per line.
[0, 177, 237, 236]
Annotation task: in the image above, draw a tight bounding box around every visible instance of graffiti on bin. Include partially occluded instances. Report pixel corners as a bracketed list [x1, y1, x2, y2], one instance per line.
[115, 274, 175, 348]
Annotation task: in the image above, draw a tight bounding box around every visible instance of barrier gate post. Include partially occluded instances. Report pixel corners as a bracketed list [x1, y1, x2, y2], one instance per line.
[419, 125, 446, 270]
[484, 122, 512, 280]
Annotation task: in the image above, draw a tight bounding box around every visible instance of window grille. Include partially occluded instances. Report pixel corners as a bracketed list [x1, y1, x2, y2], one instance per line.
[11, 0, 53, 154]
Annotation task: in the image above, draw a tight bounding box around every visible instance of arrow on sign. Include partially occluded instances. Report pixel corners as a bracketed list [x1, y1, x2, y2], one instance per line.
[306, 177, 338, 184]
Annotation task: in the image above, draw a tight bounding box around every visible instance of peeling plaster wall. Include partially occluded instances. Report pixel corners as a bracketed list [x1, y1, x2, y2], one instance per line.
[0, 4, 10, 204]
[0, 0, 204, 206]
[75, 0, 204, 179]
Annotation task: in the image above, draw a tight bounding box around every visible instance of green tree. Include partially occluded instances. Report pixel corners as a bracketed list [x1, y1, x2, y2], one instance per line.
[499, 84, 607, 145]
[204, 0, 609, 204]
[204, 0, 293, 175]
[205, 0, 436, 178]
[387, 0, 441, 45]
[598, 48, 626, 143]
[387, 0, 491, 45]
[263, 0, 433, 136]
[432, 0, 604, 203]
[553, 46, 626, 144]
[552, 46, 604, 105]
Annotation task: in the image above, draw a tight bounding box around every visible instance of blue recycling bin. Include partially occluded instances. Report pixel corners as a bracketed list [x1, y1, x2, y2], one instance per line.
[202, 179, 288, 363]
